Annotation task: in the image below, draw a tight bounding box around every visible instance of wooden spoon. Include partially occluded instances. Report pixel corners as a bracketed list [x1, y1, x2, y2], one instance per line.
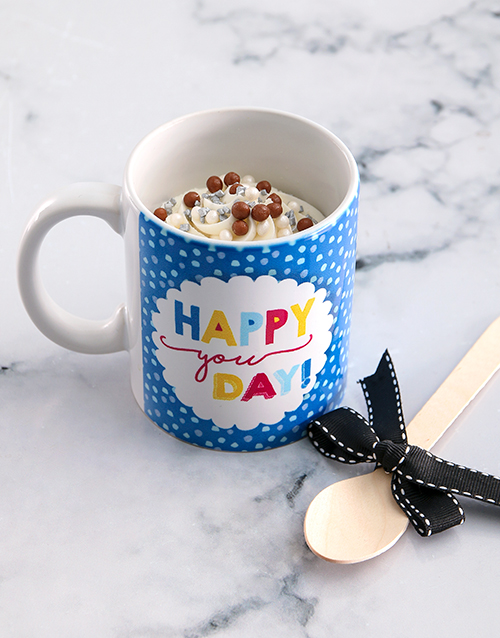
[304, 316, 500, 563]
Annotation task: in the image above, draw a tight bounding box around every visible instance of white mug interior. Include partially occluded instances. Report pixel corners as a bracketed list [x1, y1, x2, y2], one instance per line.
[125, 107, 358, 234]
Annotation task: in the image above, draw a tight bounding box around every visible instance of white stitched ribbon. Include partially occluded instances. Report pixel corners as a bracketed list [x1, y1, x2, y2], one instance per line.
[308, 351, 500, 536]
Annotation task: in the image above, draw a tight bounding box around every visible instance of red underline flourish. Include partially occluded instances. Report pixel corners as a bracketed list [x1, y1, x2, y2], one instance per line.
[159, 334, 314, 382]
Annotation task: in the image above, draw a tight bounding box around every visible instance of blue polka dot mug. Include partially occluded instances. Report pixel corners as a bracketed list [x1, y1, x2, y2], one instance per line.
[18, 108, 359, 452]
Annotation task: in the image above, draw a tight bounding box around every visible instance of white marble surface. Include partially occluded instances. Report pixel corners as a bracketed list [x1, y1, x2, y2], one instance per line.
[2, 0, 500, 635]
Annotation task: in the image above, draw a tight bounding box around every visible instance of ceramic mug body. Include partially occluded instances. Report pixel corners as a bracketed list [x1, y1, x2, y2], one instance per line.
[18, 108, 359, 451]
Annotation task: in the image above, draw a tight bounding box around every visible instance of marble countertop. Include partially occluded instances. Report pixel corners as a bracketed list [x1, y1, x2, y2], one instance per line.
[2, 0, 500, 635]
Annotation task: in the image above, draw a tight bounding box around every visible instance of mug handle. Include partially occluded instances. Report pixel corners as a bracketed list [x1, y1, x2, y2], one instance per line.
[18, 182, 128, 354]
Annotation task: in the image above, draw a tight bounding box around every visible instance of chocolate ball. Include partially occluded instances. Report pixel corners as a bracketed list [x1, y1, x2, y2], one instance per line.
[232, 201, 250, 220]
[224, 171, 240, 186]
[257, 180, 271, 193]
[251, 204, 270, 222]
[229, 183, 242, 194]
[268, 202, 283, 218]
[154, 207, 168, 221]
[183, 191, 201, 208]
[268, 192, 282, 205]
[297, 217, 314, 232]
[232, 219, 249, 236]
[206, 175, 223, 193]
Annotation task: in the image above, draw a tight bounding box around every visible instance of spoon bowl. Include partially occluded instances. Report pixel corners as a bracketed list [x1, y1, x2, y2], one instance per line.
[305, 470, 406, 563]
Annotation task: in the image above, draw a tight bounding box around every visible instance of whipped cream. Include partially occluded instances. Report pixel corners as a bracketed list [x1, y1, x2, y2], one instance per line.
[153, 172, 323, 241]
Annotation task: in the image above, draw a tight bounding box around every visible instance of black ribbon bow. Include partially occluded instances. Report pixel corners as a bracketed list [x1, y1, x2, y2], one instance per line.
[307, 350, 500, 536]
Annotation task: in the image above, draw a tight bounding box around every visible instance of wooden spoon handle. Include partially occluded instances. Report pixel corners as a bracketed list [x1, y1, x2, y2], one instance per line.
[407, 316, 500, 448]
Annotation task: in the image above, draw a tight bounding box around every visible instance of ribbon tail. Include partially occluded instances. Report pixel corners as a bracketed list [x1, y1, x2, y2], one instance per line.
[391, 474, 465, 536]
[403, 444, 500, 506]
[359, 350, 407, 444]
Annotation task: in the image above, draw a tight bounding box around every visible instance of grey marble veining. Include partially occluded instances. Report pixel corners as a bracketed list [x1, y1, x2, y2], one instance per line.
[2, 0, 500, 636]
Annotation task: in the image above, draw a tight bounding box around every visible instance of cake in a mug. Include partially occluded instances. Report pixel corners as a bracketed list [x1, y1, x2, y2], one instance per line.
[153, 171, 323, 242]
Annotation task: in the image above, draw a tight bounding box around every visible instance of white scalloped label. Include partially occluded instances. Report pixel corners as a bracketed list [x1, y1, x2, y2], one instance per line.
[152, 276, 332, 430]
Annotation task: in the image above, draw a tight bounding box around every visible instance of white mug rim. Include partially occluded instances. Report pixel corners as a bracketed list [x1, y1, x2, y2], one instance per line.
[124, 106, 359, 247]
